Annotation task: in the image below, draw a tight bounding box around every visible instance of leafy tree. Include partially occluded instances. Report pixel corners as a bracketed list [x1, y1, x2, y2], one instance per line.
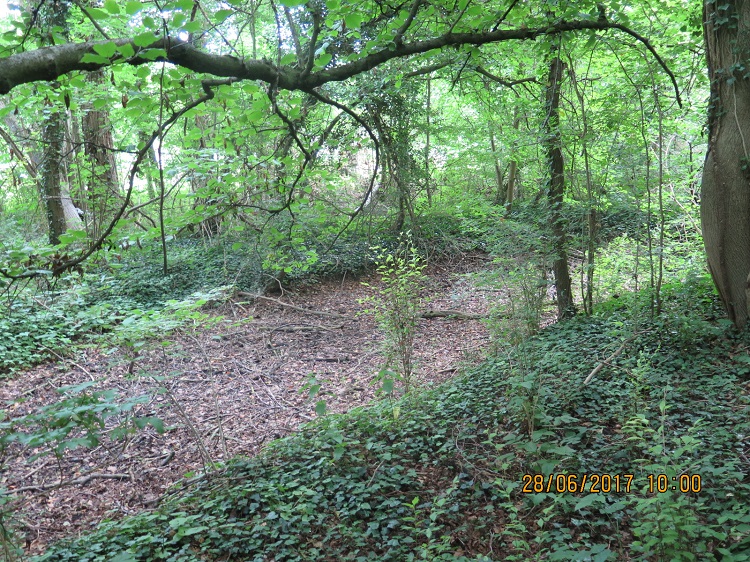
[0, 0, 700, 323]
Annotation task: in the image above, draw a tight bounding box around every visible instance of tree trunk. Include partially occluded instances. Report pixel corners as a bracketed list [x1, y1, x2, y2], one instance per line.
[489, 123, 505, 205]
[40, 105, 67, 245]
[702, 0, 750, 328]
[505, 107, 520, 216]
[35, 0, 82, 244]
[82, 69, 120, 240]
[545, 52, 576, 319]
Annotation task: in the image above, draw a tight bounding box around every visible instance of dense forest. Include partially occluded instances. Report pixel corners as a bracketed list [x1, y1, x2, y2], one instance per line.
[0, 0, 748, 559]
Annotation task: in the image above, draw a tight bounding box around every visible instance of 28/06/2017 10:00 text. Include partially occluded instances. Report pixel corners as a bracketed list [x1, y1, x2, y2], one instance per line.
[521, 473, 702, 494]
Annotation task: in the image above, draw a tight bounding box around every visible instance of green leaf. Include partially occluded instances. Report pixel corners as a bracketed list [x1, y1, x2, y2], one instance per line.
[574, 493, 602, 511]
[81, 53, 111, 65]
[125, 1, 142, 15]
[181, 526, 208, 536]
[118, 43, 135, 58]
[183, 20, 201, 33]
[279, 0, 307, 6]
[345, 13, 362, 28]
[134, 31, 159, 47]
[381, 378, 394, 394]
[316, 53, 332, 67]
[110, 552, 138, 562]
[93, 42, 117, 58]
[315, 400, 327, 416]
[135, 417, 165, 433]
[214, 9, 233, 23]
[140, 48, 167, 60]
[103, 0, 121, 14]
[87, 8, 110, 20]
[281, 53, 297, 65]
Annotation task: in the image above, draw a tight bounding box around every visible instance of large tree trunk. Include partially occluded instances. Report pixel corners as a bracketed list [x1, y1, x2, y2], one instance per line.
[82, 69, 120, 240]
[545, 53, 576, 319]
[35, 0, 82, 243]
[702, 0, 750, 328]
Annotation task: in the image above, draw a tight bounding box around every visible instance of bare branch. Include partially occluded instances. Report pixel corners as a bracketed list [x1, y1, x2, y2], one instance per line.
[303, 88, 380, 246]
[71, 0, 111, 40]
[394, 0, 423, 45]
[474, 66, 539, 89]
[303, 8, 323, 77]
[283, 7, 304, 60]
[404, 60, 453, 78]
[492, 0, 520, 32]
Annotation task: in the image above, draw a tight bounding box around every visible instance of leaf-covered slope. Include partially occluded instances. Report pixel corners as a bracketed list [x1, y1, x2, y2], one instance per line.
[36, 301, 750, 561]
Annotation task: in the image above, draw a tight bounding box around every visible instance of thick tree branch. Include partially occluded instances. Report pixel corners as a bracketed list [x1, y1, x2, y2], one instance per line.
[0, 20, 681, 106]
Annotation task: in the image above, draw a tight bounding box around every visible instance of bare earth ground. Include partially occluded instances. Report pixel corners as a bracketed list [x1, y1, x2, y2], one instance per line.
[0, 253, 498, 556]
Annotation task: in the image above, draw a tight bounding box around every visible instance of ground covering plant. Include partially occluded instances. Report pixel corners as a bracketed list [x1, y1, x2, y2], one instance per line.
[26, 274, 750, 561]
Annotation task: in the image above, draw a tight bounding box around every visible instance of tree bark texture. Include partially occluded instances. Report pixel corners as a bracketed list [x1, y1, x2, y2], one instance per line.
[40, 105, 67, 245]
[545, 54, 576, 319]
[702, 0, 750, 328]
[82, 69, 120, 240]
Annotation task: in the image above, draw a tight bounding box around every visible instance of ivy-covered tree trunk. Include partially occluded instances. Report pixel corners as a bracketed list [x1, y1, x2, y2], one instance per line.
[82, 69, 120, 241]
[545, 52, 576, 319]
[702, 0, 750, 328]
[370, 98, 417, 232]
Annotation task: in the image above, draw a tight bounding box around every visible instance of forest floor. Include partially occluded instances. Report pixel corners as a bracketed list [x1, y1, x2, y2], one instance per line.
[1, 252, 500, 555]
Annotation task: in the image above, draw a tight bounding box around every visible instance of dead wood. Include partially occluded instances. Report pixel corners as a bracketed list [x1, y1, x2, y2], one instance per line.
[419, 309, 487, 320]
[238, 293, 352, 320]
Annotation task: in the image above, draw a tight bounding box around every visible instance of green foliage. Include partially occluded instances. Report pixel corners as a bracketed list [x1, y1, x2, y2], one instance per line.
[33, 279, 750, 560]
[0, 381, 163, 461]
[361, 233, 426, 391]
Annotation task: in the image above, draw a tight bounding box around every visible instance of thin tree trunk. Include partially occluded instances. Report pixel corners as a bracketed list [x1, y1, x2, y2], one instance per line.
[505, 108, 520, 215]
[545, 51, 576, 319]
[489, 123, 504, 205]
[425, 77, 432, 206]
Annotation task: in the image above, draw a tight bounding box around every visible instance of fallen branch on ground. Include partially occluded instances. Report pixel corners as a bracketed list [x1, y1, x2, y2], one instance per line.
[238, 293, 352, 320]
[419, 309, 487, 320]
[584, 331, 648, 385]
[6, 472, 130, 494]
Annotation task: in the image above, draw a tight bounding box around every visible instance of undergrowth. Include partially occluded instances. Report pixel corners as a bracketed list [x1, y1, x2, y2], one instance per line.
[33, 282, 750, 561]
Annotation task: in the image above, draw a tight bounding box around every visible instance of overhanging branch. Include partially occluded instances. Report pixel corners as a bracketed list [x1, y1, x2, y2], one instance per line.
[0, 19, 682, 106]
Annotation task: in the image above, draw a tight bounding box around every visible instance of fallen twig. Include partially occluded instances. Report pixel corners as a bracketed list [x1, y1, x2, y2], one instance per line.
[7, 472, 130, 494]
[584, 332, 647, 385]
[238, 293, 352, 320]
[419, 309, 487, 320]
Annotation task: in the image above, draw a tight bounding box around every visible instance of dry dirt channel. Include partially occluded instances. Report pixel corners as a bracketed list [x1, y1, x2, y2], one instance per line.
[0, 254, 495, 555]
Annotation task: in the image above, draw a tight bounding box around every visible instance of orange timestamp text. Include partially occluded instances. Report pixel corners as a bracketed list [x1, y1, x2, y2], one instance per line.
[521, 473, 702, 494]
